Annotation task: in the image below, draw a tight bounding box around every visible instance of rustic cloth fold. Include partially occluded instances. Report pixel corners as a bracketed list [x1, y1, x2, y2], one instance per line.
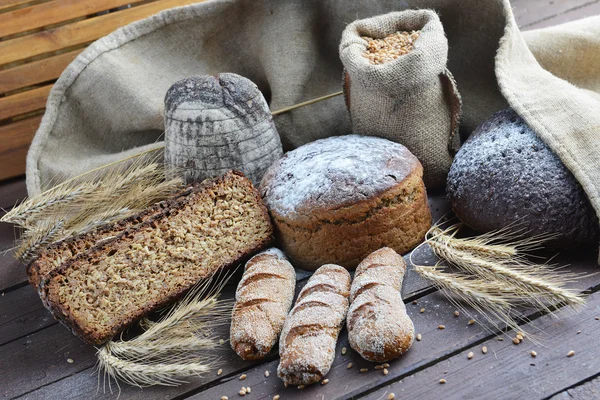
[27, 0, 600, 249]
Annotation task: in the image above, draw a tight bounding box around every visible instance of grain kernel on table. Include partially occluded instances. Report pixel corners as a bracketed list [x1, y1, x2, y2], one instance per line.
[221, 396, 228, 400]
[239, 374, 247, 380]
[67, 358, 74, 364]
[246, 387, 251, 393]
[513, 337, 521, 345]
[388, 393, 396, 399]
[347, 362, 353, 369]
[342, 347, 347, 355]
[264, 370, 270, 377]
[482, 346, 488, 354]
[382, 363, 390, 368]
[239, 388, 246, 396]
[375, 365, 384, 370]
[416, 333, 422, 341]
[567, 350, 575, 357]
[360, 368, 369, 373]
[298, 385, 305, 389]
[412, 300, 418, 305]
[217, 368, 223, 376]
[273, 395, 280, 400]
[531, 351, 537, 358]
[454, 310, 460, 317]
[468, 319, 475, 325]
[439, 379, 447, 384]
[467, 352, 474, 360]
[383, 368, 389, 375]
[321, 379, 329, 385]
[420, 308, 425, 313]
[438, 325, 446, 330]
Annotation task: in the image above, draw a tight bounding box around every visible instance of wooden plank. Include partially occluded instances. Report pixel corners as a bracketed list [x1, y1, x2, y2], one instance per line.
[0, 178, 28, 211]
[0, 284, 55, 346]
[0, 85, 51, 121]
[0, 249, 27, 293]
[0, 0, 147, 38]
[0, 0, 206, 66]
[0, 0, 43, 12]
[0, 115, 42, 181]
[0, 50, 79, 94]
[525, 0, 600, 29]
[0, 323, 97, 399]
[364, 289, 600, 400]
[511, 0, 598, 28]
[550, 376, 600, 400]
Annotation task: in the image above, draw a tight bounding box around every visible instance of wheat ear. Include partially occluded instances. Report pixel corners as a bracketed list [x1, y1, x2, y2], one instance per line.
[97, 271, 234, 390]
[413, 264, 521, 333]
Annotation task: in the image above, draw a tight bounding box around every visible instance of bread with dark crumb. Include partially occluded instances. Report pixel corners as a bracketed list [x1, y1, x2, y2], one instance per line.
[39, 171, 273, 345]
[447, 109, 599, 247]
[259, 134, 432, 271]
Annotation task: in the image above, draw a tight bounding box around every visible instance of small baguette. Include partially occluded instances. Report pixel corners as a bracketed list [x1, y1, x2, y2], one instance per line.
[277, 264, 351, 386]
[230, 248, 296, 360]
[347, 247, 415, 362]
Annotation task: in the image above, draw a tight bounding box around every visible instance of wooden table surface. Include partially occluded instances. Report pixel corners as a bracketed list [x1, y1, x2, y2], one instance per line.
[1, 1, 600, 399]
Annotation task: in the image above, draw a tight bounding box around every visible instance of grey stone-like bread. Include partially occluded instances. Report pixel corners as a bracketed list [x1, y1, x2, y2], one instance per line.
[164, 73, 283, 186]
[447, 109, 598, 247]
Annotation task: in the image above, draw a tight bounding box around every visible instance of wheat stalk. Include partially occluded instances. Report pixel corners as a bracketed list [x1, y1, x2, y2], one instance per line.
[96, 272, 234, 390]
[8, 152, 183, 261]
[413, 264, 522, 333]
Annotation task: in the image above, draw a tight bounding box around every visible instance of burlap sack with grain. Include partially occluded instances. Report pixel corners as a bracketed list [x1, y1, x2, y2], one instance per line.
[340, 10, 461, 189]
[26, 0, 600, 259]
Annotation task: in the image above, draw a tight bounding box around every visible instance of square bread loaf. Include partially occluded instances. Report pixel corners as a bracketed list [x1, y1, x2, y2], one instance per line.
[37, 171, 273, 345]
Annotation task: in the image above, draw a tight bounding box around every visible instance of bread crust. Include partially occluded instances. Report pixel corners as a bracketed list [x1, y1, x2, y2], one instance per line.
[277, 264, 351, 386]
[39, 171, 273, 345]
[347, 247, 415, 362]
[230, 248, 296, 360]
[269, 167, 431, 270]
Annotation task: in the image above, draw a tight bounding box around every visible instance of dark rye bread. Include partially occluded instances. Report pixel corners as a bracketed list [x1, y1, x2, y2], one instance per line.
[39, 171, 273, 345]
[447, 109, 599, 247]
[27, 188, 193, 288]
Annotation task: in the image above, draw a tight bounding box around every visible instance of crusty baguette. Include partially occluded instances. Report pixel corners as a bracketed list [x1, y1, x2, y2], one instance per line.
[39, 171, 273, 345]
[277, 264, 351, 386]
[347, 247, 414, 362]
[230, 248, 296, 360]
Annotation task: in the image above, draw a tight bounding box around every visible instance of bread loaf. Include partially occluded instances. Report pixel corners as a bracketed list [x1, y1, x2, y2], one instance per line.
[347, 247, 414, 362]
[164, 73, 283, 186]
[447, 109, 599, 247]
[260, 134, 432, 270]
[27, 189, 192, 288]
[39, 171, 273, 345]
[230, 248, 296, 360]
[277, 264, 351, 386]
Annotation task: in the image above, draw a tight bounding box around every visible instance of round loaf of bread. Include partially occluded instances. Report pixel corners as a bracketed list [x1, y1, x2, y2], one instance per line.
[259, 135, 432, 270]
[447, 109, 599, 247]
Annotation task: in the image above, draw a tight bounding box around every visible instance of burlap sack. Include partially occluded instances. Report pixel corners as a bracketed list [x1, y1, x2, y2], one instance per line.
[340, 10, 461, 189]
[26, 0, 600, 258]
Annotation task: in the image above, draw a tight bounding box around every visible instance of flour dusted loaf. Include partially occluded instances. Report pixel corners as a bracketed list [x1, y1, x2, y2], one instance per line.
[447, 109, 599, 247]
[260, 135, 432, 270]
[164, 73, 283, 186]
[277, 264, 351, 386]
[39, 171, 273, 345]
[230, 248, 296, 360]
[347, 248, 414, 362]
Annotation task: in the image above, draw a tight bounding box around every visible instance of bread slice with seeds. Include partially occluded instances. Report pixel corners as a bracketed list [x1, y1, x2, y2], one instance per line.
[39, 171, 273, 345]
